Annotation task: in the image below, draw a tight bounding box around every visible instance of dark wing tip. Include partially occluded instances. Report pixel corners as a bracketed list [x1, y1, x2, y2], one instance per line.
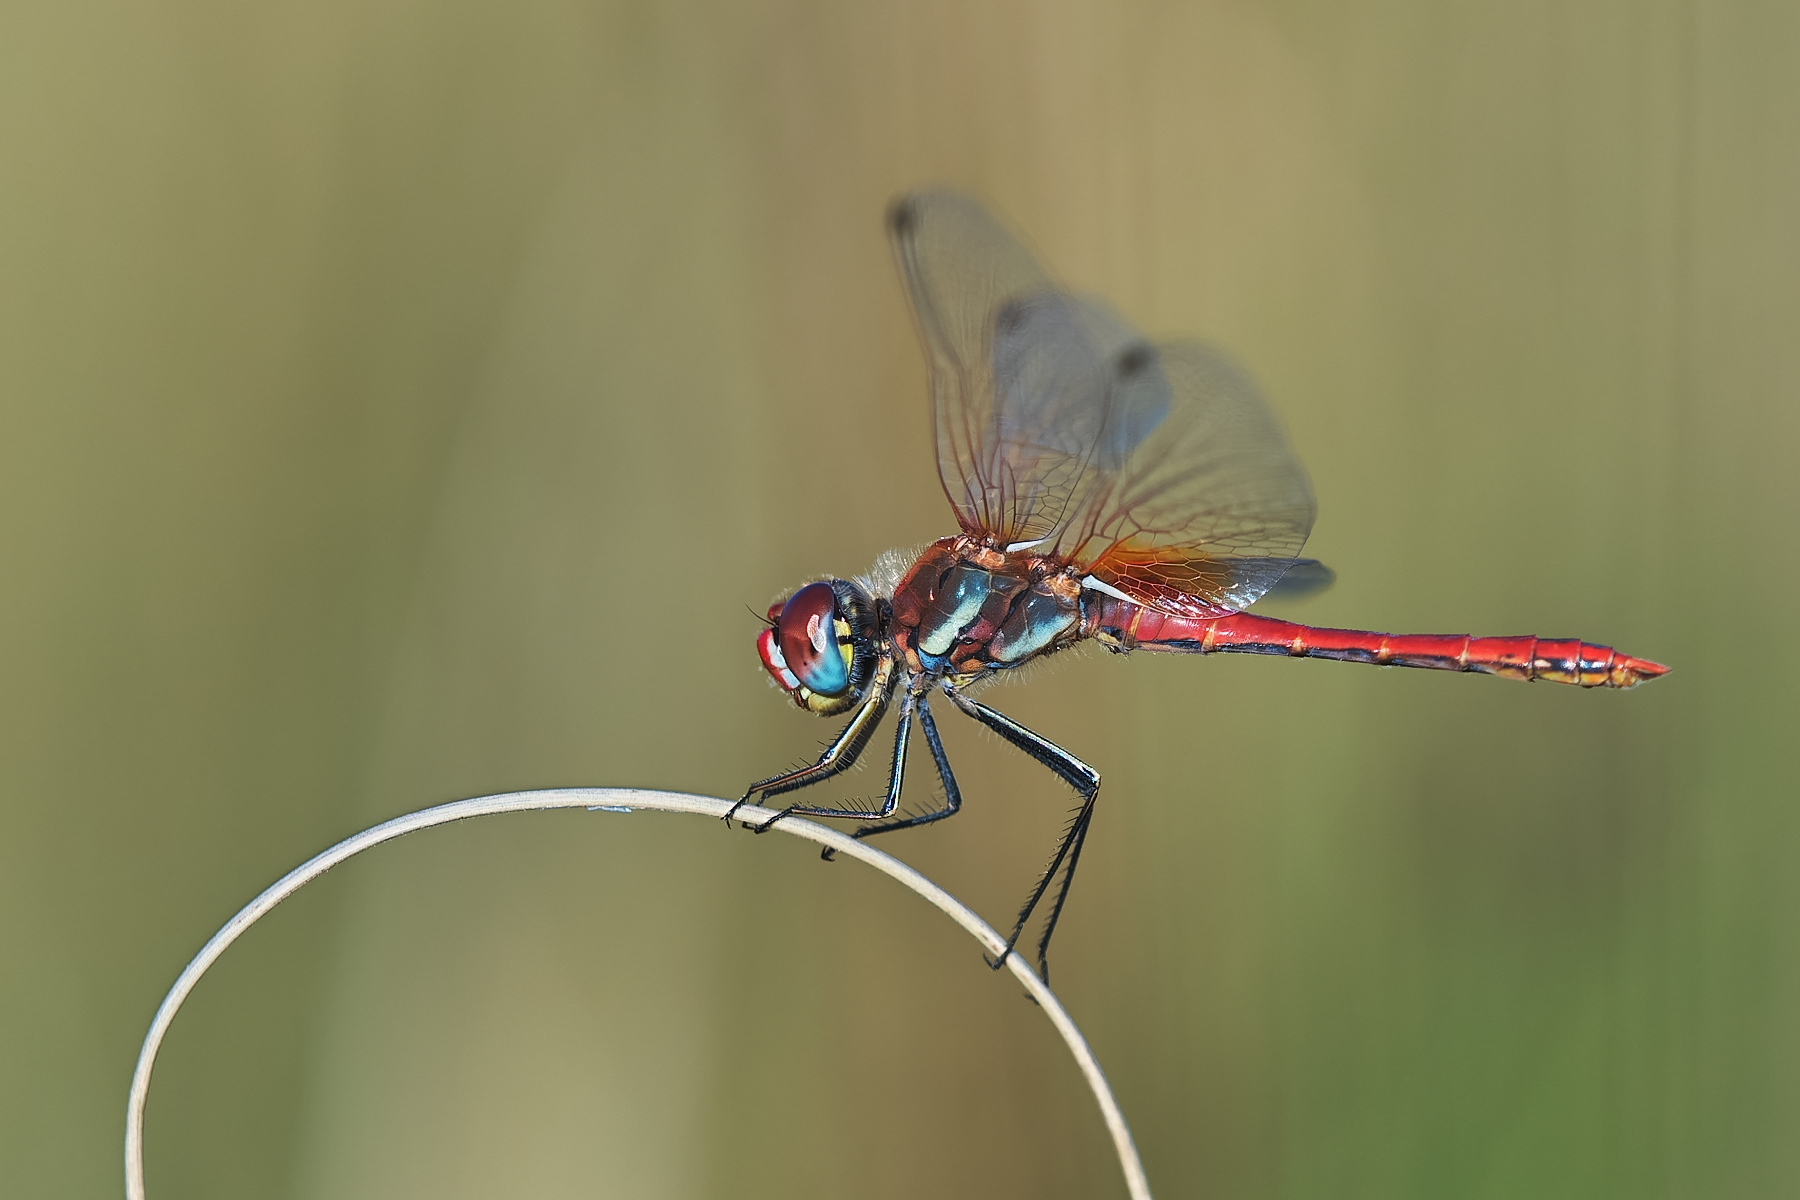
[1116, 342, 1156, 379]
[887, 195, 920, 238]
[994, 296, 1028, 335]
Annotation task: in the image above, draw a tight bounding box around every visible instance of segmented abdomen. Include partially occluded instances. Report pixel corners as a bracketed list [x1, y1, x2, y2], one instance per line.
[1089, 603, 1668, 689]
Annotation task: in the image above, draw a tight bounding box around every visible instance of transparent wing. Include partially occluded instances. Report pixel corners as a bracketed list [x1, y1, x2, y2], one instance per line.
[891, 191, 1138, 543]
[889, 191, 1316, 616]
[1068, 341, 1318, 616]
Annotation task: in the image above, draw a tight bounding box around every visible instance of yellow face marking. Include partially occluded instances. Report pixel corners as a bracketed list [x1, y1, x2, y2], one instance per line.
[789, 618, 862, 716]
[834, 616, 856, 674]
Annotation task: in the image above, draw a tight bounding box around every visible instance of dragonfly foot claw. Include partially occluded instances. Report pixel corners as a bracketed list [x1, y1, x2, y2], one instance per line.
[722, 791, 759, 828]
[750, 808, 792, 835]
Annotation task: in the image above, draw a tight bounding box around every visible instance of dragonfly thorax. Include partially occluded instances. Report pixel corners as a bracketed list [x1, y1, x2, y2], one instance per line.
[890, 536, 1086, 681]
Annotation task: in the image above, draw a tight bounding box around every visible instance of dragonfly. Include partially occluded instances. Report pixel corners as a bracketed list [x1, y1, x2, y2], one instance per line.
[730, 190, 1668, 981]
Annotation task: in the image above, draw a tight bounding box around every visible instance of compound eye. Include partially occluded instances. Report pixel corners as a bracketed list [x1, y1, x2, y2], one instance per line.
[776, 582, 850, 696]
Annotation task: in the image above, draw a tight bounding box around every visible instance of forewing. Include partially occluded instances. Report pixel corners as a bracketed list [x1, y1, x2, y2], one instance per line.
[1072, 341, 1317, 616]
[890, 192, 1138, 542]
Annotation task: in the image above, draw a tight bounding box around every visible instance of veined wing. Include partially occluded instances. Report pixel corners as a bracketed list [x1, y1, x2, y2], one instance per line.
[1067, 340, 1318, 616]
[891, 191, 1144, 544]
[888, 190, 1317, 615]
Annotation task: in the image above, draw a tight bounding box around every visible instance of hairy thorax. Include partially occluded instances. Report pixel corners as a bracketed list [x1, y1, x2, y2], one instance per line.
[888, 535, 1088, 683]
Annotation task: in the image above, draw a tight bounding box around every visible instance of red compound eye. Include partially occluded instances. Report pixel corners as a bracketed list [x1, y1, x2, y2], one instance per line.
[775, 582, 849, 696]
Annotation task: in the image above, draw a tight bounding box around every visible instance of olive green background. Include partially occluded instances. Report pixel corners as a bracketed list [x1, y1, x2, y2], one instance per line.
[3, 1, 1793, 1197]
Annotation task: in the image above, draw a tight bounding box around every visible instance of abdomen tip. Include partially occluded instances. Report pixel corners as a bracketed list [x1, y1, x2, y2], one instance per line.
[1618, 656, 1670, 687]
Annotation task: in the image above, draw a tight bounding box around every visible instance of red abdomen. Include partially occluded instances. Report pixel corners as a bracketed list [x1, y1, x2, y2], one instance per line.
[1087, 601, 1668, 689]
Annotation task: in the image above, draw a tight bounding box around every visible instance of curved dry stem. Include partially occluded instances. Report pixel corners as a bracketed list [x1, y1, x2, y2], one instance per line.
[125, 788, 1152, 1200]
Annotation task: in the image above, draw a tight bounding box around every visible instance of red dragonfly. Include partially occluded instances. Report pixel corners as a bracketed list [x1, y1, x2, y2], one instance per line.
[732, 191, 1667, 980]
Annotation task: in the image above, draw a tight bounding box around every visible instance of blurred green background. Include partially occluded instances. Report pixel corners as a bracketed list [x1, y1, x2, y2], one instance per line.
[3, 1, 1794, 1197]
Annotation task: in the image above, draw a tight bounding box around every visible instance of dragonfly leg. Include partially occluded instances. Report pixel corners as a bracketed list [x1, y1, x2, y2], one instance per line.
[752, 692, 914, 833]
[849, 696, 964, 840]
[725, 674, 895, 826]
[943, 685, 1100, 984]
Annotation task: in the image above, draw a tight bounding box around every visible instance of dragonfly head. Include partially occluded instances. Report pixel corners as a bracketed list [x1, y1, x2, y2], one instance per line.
[757, 579, 880, 716]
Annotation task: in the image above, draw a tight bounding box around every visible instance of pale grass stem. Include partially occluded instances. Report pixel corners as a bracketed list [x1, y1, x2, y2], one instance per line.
[125, 788, 1153, 1199]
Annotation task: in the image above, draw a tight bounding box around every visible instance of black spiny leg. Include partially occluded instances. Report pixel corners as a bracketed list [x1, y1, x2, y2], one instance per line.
[725, 670, 896, 826]
[851, 696, 963, 840]
[944, 685, 1101, 983]
[753, 692, 914, 832]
